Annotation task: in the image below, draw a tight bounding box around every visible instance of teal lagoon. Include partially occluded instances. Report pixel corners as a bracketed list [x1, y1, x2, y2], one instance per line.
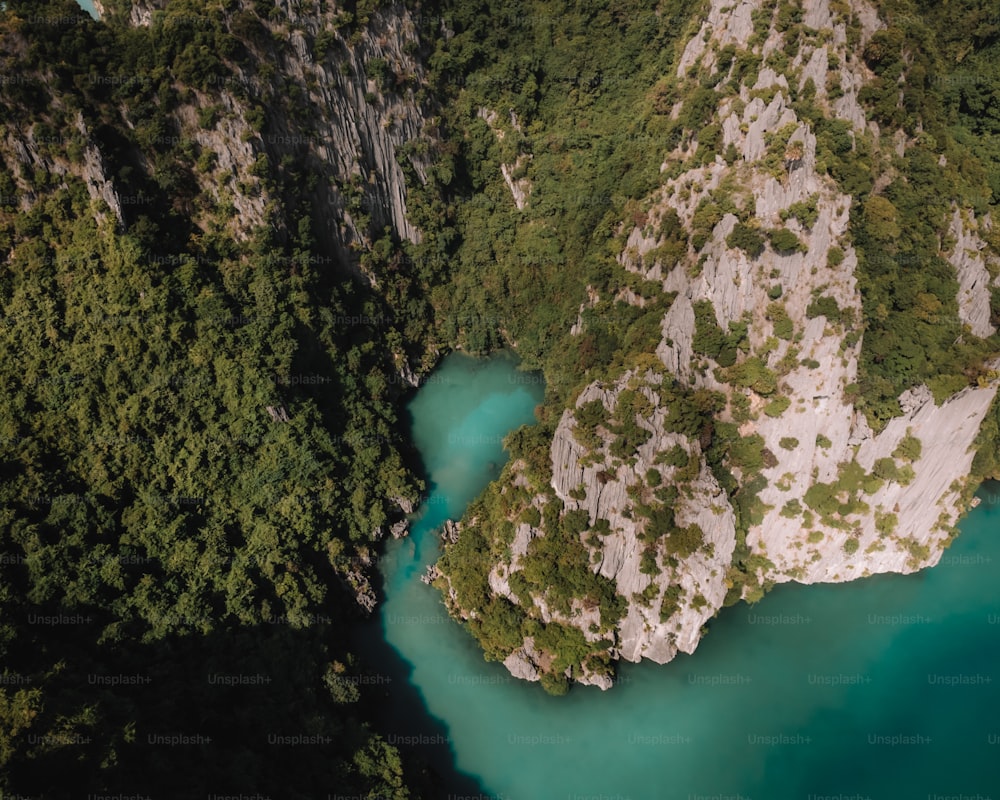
[374, 351, 1000, 799]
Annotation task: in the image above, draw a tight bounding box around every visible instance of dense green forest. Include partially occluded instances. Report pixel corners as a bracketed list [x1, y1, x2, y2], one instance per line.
[4, 0, 1000, 793]
[0, 0, 440, 795]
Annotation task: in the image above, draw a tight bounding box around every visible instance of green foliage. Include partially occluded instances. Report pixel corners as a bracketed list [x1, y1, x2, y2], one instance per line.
[0, 145, 424, 800]
[728, 435, 767, 472]
[806, 295, 843, 323]
[780, 195, 820, 229]
[723, 357, 778, 395]
[763, 396, 791, 417]
[872, 457, 901, 482]
[768, 227, 807, 255]
[893, 432, 923, 462]
[573, 399, 607, 451]
[816, 434, 832, 449]
[804, 482, 840, 516]
[779, 436, 799, 450]
[780, 498, 802, 518]
[726, 222, 765, 258]
[692, 300, 744, 366]
[658, 444, 690, 468]
[663, 524, 705, 558]
[875, 510, 899, 537]
[659, 584, 684, 621]
[928, 373, 970, 403]
[767, 301, 794, 340]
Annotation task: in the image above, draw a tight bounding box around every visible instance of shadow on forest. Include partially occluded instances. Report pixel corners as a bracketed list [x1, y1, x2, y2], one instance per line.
[4, 595, 487, 799]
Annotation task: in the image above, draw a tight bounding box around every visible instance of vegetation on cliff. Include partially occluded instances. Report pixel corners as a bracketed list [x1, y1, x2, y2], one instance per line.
[6, 0, 1000, 796]
[423, 0, 1000, 690]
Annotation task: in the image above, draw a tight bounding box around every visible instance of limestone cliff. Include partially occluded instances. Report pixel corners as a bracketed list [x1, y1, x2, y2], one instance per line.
[94, 0, 435, 280]
[435, 0, 1000, 689]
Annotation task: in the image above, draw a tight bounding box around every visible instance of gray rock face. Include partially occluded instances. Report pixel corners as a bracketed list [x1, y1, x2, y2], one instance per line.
[678, 0, 762, 76]
[247, 4, 431, 270]
[503, 645, 541, 682]
[478, 0, 1000, 689]
[948, 209, 998, 339]
[95, 0, 433, 277]
[478, 108, 532, 210]
[3, 114, 124, 227]
[743, 94, 798, 162]
[545, 372, 737, 669]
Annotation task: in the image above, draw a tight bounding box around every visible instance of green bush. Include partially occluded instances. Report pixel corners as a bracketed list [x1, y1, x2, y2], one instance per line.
[692, 300, 742, 366]
[804, 482, 840, 516]
[726, 222, 765, 258]
[780, 195, 820, 230]
[779, 436, 799, 450]
[872, 457, 900, 482]
[875, 511, 898, 537]
[768, 227, 806, 254]
[768, 301, 794, 340]
[663, 524, 705, 558]
[658, 443, 690, 468]
[764, 396, 791, 417]
[892, 432, 923, 462]
[725, 357, 778, 395]
[659, 584, 684, 621]
[729, 434, 767, 472]
[780, 498, 802, 517]
[806, 295, 842, 323]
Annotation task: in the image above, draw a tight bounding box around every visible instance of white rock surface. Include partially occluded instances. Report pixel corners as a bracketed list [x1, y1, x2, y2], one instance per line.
[678, 0, 764, 77]
[948, 208, 997, 338]
[447, 0, 1000, 690]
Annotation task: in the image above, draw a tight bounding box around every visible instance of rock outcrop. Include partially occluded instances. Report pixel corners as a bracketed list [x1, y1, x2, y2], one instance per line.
[441, 0, 1000, 688]
[76, 0, 436, 280]
[948, 209, 999, 339]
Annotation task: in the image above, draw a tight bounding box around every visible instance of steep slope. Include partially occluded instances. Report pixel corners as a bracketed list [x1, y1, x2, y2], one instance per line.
[433, 0, 1000, 691]
[0, 0, 447, 794]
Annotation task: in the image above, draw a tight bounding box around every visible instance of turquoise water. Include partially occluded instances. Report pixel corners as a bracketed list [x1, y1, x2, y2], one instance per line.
[377, 352, 1000, 798]
[73, 0, 99, 19]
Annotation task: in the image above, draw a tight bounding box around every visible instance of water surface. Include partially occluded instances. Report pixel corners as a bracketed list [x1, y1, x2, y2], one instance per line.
[73, 0, 99, 19]
[380, 352, 1000, 798]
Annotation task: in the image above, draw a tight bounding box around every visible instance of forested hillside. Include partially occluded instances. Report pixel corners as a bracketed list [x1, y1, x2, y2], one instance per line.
[3, 0, 1000, 794]
[0, 0, 443, 795]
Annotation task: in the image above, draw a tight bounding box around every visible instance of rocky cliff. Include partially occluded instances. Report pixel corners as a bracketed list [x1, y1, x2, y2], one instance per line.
[100, 0, 435, 278]
[435, 0, 1000, 689]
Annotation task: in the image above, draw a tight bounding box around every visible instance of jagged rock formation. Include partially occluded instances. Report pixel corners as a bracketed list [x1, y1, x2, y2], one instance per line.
[436, 0, 1000, 688]
[89, 0, 436, 280]
[948, 208, 999, 339]
[477, 107, 532, 210]
[549, 377, 737, 667]
[3, 111, 123, 226]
